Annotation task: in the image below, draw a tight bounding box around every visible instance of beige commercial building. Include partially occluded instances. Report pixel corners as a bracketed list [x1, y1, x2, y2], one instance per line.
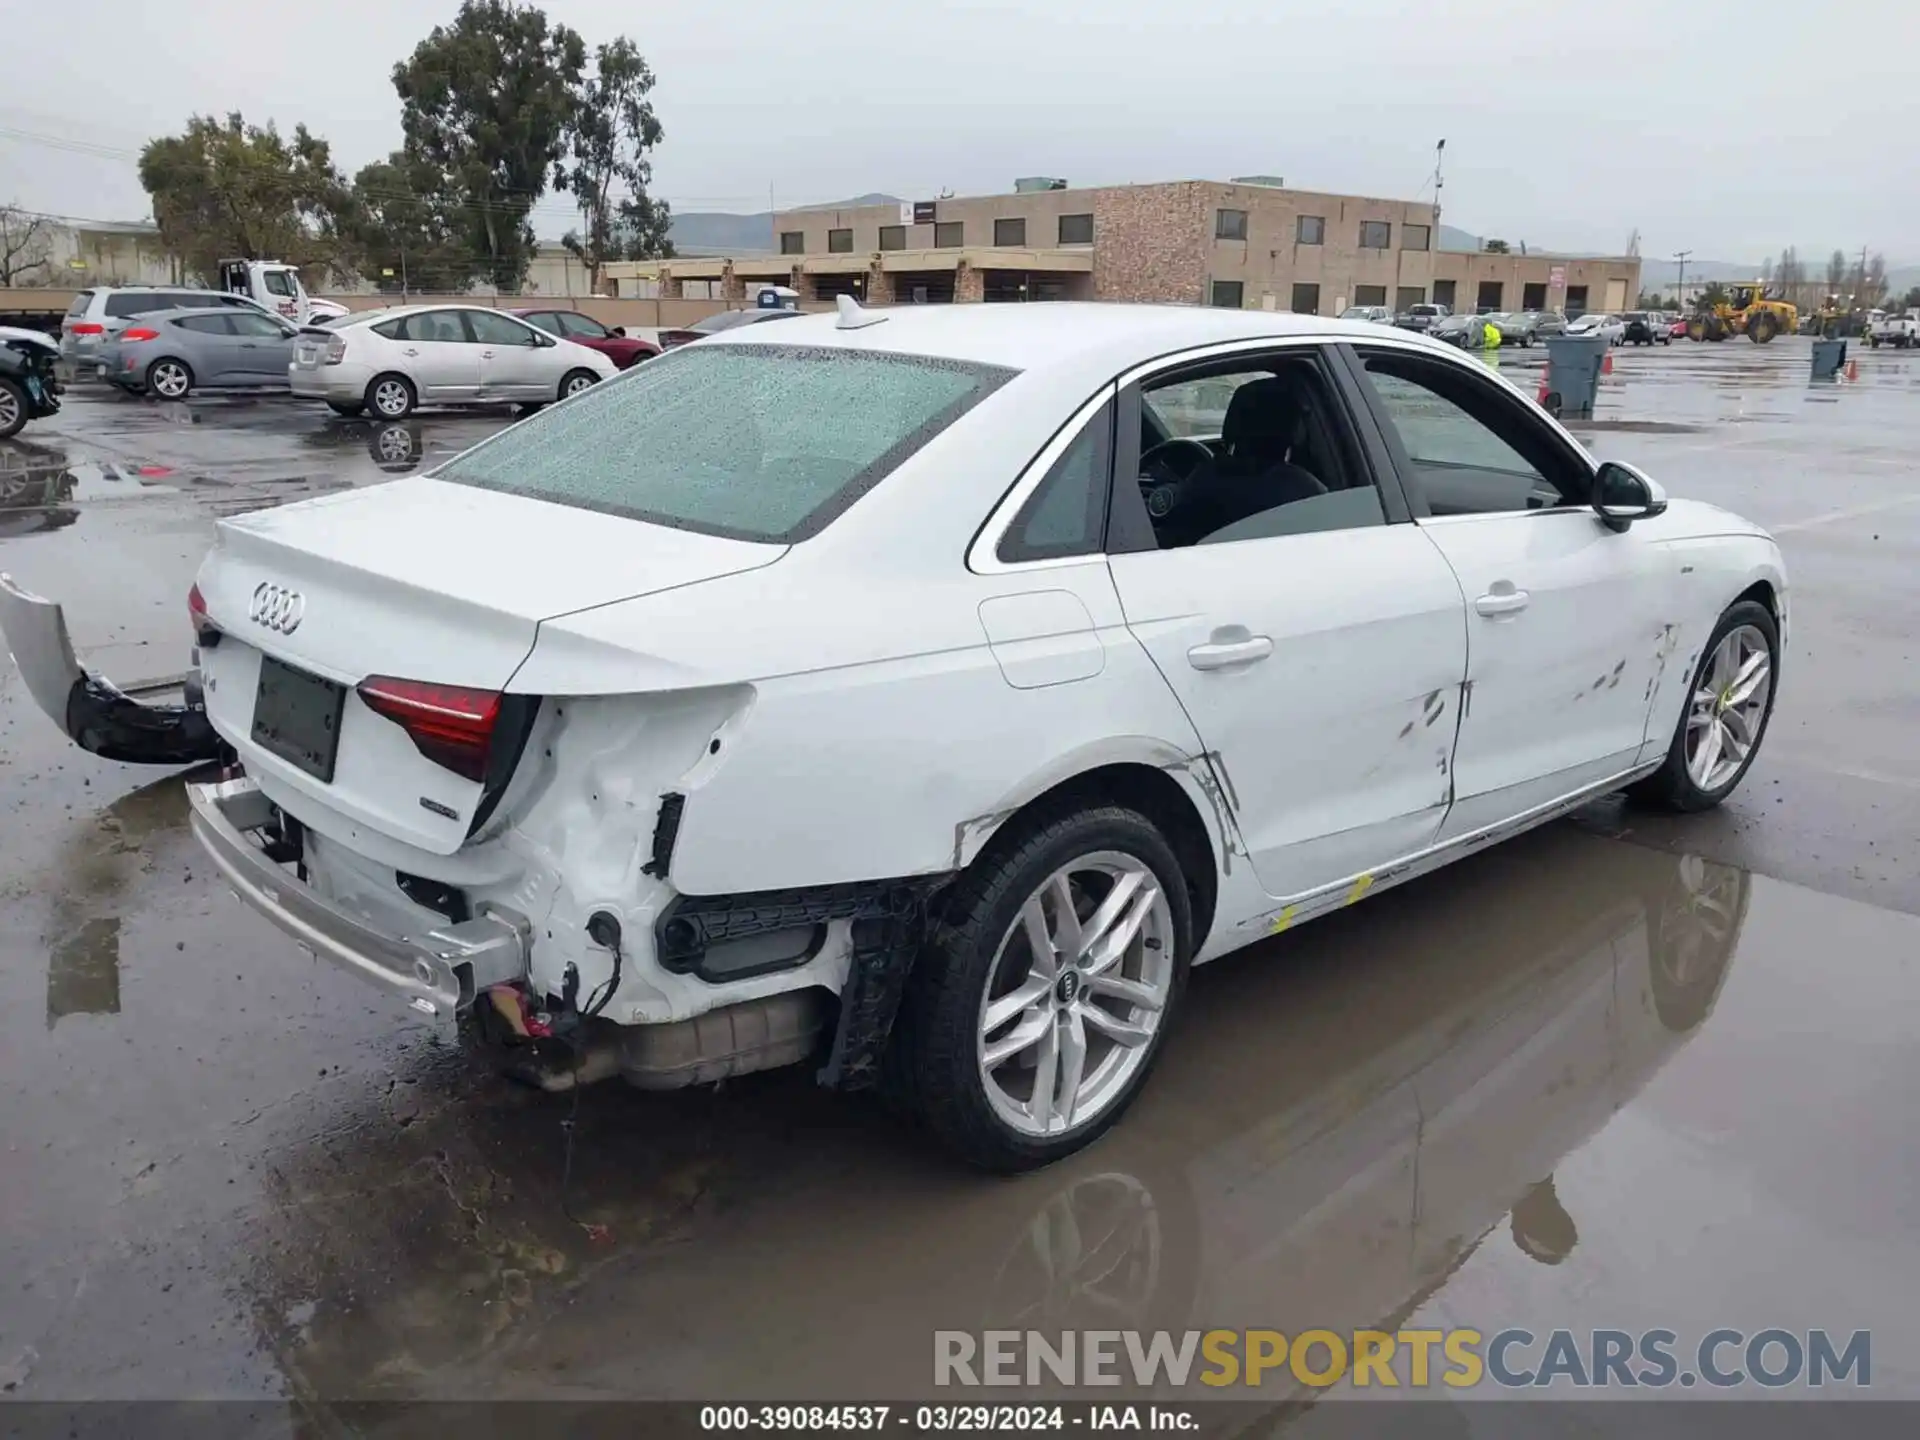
[609, 178, 1641, 318]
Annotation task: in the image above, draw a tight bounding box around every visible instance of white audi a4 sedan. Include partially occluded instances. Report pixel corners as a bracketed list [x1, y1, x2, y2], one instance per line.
[0, 299, 1785, 1170]
[288, 302, 618, 419]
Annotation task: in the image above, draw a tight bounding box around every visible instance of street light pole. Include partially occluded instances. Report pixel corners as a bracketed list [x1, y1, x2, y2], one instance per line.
[1674, 249, 1692, 308]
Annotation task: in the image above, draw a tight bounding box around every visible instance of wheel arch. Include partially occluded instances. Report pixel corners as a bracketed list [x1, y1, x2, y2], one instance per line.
[951, 749, 1227, 956]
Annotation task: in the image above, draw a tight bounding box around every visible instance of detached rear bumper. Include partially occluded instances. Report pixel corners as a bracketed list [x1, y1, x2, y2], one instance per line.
[188, 775, 530, 1021]
[0, 572, 226, 765]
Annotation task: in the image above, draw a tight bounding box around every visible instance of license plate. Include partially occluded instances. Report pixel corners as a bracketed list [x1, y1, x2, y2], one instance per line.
[251, 655, 346, 782]
[295, 345, 319, 367]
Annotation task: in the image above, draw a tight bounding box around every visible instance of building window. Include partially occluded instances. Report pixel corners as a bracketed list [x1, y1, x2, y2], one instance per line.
[1433, 279, 1457, 308]
[1216, 209, 1248, 241]
[1058, 213, 1093, 245]
[994, 217, 1026, 247]
[934, 221, 964, 248]
[1402, 223, 1431, 252]
[1359, 220, 1392, 249]
[1522, 282, 1547, 310]
[1290, 282, 1320, 314]
[1296, 214, 1325, 245]
[1565, 284, 1589, 315]
[1354, 285, 1388, 306]
[879, 225, 906, 252]
[1396, 286, 1425, 312]
[779, 231, 805, 255]
[827, 228, 853, 254]
[1210, 280, 1244, 308]
[1476, 281, 1504, 312]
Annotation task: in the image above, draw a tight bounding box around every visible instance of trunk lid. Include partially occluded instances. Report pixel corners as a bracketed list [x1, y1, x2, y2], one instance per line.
[196, 476, 786, 854]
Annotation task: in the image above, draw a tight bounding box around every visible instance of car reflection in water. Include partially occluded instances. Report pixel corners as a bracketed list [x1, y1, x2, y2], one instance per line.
[0, 439, 79, 536]
[239, 833, 1746, 1412]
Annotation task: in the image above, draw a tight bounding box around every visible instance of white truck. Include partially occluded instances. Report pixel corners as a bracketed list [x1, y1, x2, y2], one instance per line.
[217, 260, 349, 327]
[1867, 309, 1918, 349]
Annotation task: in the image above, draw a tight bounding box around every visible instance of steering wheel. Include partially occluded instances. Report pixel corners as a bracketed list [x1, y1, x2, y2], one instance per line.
[1137, 437, 1214, 522]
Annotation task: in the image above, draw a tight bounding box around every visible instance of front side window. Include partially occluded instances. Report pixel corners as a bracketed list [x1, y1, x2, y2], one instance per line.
[262, 270, 297, 296]
[522, 312, 565, 336]
[1359, 220, 1392, 249]
[436, 345, 1015, 543]
[1355, 350, 1589, 515]
[1122, 351, 1386, 550]
[230, 311, 293, 337]
[994, 217, 1026, 247]
[1216, 209, 1248, 241]
[465, 309, 538, 346]
[559, 312, 609, 338]
[997, 401, 1112, 563]
[828, 228, 853, 253]
[779, 231, 805, 255]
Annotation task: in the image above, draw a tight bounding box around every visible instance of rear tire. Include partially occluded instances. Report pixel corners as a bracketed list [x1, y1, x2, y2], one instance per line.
[1747, 311, 1779, 344]
[1627, 599, 1779, 812]
[366, 373, 416, 420]
[326, 400, 364, 417]
[890, 804, 1192, 1172]
[147, 358, 193, 400]
[559, 368, 598, 401]
[0, 377, 26, 439]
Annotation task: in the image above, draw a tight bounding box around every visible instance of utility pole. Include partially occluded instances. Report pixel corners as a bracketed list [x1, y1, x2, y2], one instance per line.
[1433, 138, 1446, 231]
[1674, 249, 1692, 308]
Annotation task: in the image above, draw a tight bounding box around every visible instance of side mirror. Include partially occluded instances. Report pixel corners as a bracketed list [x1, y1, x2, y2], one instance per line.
[609, 325, 626, 337]
[1592, 460, 1668, 532]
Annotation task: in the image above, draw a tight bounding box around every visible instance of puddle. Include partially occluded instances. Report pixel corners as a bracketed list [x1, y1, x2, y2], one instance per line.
[45, 915, 121, 1025]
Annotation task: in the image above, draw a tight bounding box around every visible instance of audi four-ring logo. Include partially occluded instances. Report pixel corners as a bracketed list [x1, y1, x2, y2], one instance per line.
[249, 582, 305, 634]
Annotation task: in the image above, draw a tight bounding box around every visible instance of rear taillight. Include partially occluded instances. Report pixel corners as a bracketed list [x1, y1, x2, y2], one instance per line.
[71, 322, 104, 335]
[187, 581, 219, 642]
[323, 335, 347, 365]
[120, 327, 159, 342]
[356, 676, 503, 782]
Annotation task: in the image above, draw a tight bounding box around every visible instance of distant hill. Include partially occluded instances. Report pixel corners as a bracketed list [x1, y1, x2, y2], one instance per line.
[670, 193, 904, 256]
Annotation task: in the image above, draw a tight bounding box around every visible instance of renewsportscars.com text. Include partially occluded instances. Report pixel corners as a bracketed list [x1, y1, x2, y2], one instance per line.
[934, 1327, 1871, 1390]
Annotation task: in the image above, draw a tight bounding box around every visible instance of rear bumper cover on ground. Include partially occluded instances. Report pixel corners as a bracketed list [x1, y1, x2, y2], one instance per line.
[188, 774, 530, 1021]
[0, 572, 226, 764]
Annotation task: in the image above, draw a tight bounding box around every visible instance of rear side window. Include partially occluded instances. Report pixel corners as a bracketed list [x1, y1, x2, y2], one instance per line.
[66, 292, 95, 318]
[437, 345, 1015, 542]
[997, 401, 1113, 563]
[104, 292, 164, 318]
[175, 315, 233, 335]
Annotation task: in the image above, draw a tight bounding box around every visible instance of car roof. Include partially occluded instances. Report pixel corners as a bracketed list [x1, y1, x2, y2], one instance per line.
[120, 306, 287, 324]
[710, 302, 1420, 372]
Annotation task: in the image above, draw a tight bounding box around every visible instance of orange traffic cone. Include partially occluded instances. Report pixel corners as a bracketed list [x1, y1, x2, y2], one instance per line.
[1846, 359, 1859, 381]
[1537, 381, 1550, 405]
[1601, 350, 1615, 376]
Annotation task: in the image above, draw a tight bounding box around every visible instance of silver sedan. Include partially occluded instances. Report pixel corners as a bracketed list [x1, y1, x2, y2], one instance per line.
[100, 308, 299, 398]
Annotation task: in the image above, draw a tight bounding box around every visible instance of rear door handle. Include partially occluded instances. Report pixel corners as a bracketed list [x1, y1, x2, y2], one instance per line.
[403, 348, 420, 357]
[1474, 586, 1531, 617]
[1188, 631, 1274, 671]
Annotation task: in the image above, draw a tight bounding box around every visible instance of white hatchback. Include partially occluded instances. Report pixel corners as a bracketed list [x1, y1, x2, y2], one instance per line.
[289, 303, 617, 418]
[1, 300, 1786, 1171]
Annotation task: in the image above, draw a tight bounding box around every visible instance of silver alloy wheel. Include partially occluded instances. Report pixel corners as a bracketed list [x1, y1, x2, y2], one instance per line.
[0, 385, 19, 433]
[976, 851, 1174, 1138]
[373, 379, 410, 417]
[151, 361, 190, 399]
[564, 371, 596, 397]
[1685, 623, 1772, 790]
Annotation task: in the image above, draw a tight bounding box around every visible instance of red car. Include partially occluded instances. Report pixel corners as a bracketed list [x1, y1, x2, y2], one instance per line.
[513, 309, 659, 369]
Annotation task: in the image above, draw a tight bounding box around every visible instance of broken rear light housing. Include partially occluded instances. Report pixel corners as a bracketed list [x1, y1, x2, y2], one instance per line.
[355, 677, 503, 783]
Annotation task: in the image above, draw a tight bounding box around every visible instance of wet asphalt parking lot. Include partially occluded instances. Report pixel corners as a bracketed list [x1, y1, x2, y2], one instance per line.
[2, 340, 1918, 1429]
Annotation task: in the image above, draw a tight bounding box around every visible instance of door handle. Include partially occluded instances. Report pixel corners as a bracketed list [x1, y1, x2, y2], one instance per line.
[1188, 629, 1274, 671]
[481, 350, 495, 359]
[403, 348, 420, 356]
[1474, 585, 1531, 617]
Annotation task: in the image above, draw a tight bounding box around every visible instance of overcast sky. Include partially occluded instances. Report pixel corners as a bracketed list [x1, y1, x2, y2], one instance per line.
[2, 0, 1915, 262]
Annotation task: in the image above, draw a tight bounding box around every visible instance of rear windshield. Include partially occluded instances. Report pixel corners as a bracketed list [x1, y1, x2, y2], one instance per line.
[436, 344, 1014, 542]
[103, 292, 165, 318]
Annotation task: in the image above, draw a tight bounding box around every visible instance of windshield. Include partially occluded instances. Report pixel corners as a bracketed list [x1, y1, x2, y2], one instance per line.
[436, 344, 1015, 542]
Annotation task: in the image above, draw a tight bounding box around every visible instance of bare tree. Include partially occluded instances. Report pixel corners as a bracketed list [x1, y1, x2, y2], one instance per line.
[1827, 249, 1847, 294]
[0, 203, 56, 286]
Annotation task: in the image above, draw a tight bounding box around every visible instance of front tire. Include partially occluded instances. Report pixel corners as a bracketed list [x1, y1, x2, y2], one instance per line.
[366, 373, 416, 419]
[1628, 599, 1779, 812]
[891, 804, 1192, 1171]
[0, 377, 26, 439]
[147, 358, 193, 400]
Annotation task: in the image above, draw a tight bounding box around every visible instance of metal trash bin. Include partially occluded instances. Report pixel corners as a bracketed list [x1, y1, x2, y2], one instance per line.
[1811, 338, 1847, 382]
[1541, 335, 1609, 420]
